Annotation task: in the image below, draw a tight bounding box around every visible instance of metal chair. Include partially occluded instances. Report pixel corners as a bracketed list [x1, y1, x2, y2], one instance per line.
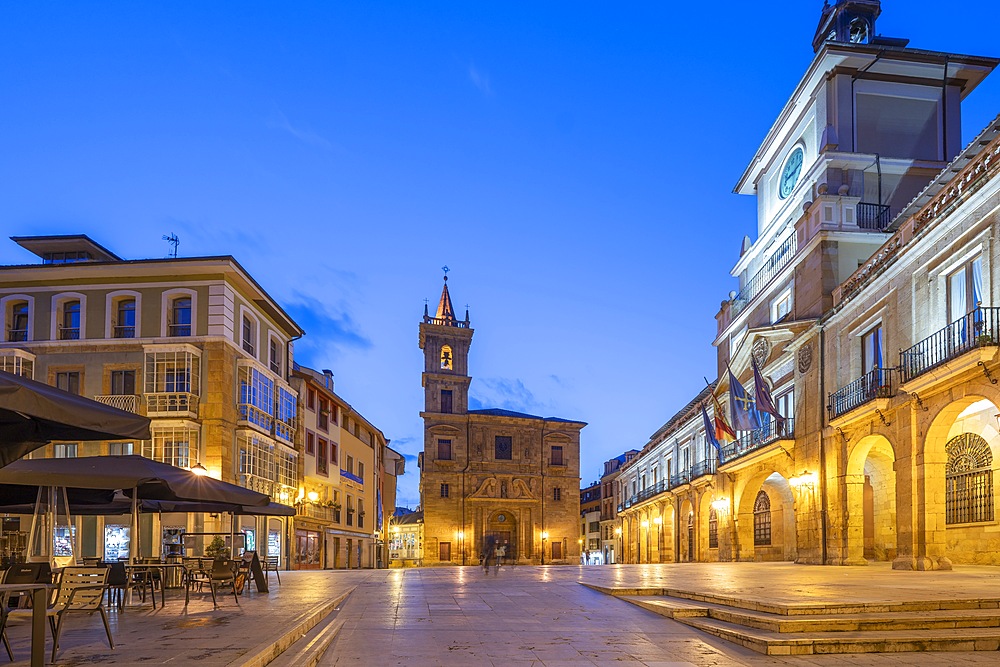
[9, 566, 113, 662]
[263, 556, 281, 585]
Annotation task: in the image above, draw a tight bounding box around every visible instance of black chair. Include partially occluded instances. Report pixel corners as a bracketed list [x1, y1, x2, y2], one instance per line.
[263, 556, 280, 585]
[208, 559, 240, 607]
[100, 562, 129, 612]
[4, 563, 50, 609]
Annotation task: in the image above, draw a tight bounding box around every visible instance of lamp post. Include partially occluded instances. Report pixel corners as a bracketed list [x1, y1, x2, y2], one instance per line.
[613, 526, 622, 565]
[640, 520, 649, 564]
[653, 516, 663, 562]
[457, 531, 465, 566]
[541, 531, 548, 565]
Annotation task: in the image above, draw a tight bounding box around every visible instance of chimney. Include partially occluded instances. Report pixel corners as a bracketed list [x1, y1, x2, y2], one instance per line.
[322, 369, 334, 390]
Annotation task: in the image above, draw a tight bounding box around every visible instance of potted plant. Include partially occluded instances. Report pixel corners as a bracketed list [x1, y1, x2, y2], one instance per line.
[205, 535, 229, 560]
[977, 334, 994, 346]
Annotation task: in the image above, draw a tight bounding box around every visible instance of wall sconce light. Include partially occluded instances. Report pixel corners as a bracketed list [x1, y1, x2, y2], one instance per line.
[652, 517, 662, 526]
[614, 527, 622, 537]
[711, 498, 729, 514]
[541, 531, 549, 540]
[307, 491, 319, 503]
[640, 519, 650, 529]
[789, 471, 817, 490]
[456, 530, 464, 540]
[190, 462, 209, 477]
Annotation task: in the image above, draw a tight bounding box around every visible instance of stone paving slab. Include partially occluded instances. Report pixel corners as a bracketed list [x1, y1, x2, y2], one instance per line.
[320, 564, 1000, 666]
[1, 570, 371, 666]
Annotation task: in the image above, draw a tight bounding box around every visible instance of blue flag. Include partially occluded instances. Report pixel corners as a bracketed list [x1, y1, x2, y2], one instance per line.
[728, 365, 761, 432]
[701, 403, 723, 463]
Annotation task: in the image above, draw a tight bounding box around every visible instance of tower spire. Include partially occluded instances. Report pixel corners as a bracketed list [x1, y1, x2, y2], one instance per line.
[435, 266, 456, 323]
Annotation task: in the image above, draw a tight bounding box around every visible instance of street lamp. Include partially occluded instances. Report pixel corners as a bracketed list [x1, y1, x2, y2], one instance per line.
[541, 531, 549, 565]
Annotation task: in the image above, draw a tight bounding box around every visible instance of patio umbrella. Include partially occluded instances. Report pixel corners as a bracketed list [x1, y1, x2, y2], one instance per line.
[0, 371, 151, 467]
[0, 456, 271, 506]
[0, 497, 296, 516]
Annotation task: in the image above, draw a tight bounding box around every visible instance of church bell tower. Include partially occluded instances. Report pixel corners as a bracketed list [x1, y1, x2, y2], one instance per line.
[812, 0, 881, 53]
[419, 271, 473, 416]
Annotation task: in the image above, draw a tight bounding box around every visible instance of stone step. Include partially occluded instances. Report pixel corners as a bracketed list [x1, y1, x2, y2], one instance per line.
[678, 615, 1000, 655]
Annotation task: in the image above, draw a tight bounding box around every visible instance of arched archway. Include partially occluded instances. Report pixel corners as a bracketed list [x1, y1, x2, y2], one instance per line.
[482, 509, 518, 563]
[677, 499, 694, 562]
[699, 492, 719, 561]
[922, 395, 1000, 566]
[736, 472, 796, 561]
[845, 434, 896, 564]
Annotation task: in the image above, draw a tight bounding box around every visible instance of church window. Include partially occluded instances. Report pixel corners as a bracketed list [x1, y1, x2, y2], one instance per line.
[440, 345, 453, 370]
[440, 390, 453, 414]
[946, 433, 994, 525]
[553, 487, 561, 501]
[753, 491, 772, 546]
[495, 436, 512, 460]
[440, 483, 449, 498]
[437, 439, 452, 461]
[708, 508, 718, 549]
[551, 445, 563, 466]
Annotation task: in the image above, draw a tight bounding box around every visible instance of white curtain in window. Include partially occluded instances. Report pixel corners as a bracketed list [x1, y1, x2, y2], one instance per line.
[950, 269, 967, 322]
[972, 257, 984, 308]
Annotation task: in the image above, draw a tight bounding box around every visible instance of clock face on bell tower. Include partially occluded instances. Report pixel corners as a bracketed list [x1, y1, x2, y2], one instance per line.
[779, 146, 804, 199]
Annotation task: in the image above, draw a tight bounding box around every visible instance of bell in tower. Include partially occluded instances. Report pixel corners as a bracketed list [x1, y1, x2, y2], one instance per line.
[419, 269, 474, 416]
[812, 0, 881, 53]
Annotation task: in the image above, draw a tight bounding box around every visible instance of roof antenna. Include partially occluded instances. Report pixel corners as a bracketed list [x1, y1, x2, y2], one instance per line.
[162, 233, 179, 259]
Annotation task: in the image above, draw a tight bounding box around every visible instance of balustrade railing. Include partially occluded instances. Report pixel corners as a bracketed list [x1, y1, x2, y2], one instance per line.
[720, 417, 795, 464]
[113, 325, 136, 339]
[238, 403, 275, 431]
[732, 235, 797, 316]
[422, 315, 470, 328]
[899, 307, 1000, 383]
[690, 459, 717, 479]
[857, 202, 892, 230]
[7, 329, 27, 342]
[58, 327, 80, 340]
[93, 394, 140, 413]
[145, 392, 198, 415]
[828, 368, 896, 419]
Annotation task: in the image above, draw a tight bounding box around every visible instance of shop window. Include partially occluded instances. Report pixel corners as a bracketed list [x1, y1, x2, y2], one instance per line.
[946, 433, 994, 524]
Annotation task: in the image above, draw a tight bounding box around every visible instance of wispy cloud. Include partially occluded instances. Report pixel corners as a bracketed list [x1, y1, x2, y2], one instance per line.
[284, 293, 372, 362]
[470, 377, 549, 414]
[467, 63, 494, 97]
[267, 108, 333, 150]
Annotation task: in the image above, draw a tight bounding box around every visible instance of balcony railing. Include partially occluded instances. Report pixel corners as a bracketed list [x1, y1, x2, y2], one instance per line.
[113, 325, 136, 339]
[857, 202, 892, 230]
[168, 324, 191, 337]
[238, 403, 275, 431]
[720, 418, 795, 464]
[58, 327, 80, 340]
[145, 392, 198, 415]
[422, 315, 470, 328]
[732, 235, 797, 316]
[93, 394, 140, 414]
[900, 308, 1000, 383]
[297, 504, 334, 522]
[690, 459, 717, 479]
[828, 368, 896, 420]
[7, 330, 27, 342]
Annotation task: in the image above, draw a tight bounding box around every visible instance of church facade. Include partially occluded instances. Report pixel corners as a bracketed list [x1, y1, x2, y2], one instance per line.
[418, 276, 585, 565]
[617, 0, 1000, 569]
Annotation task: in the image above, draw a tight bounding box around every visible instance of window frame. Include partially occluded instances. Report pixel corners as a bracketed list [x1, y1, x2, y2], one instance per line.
[105, 290, 141, 339]
[50, 292, 86, 341]
[161, 289, 197, 338]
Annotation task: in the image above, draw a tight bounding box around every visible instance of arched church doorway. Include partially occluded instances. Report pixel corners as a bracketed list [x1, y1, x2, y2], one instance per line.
[482, 510, 517, 563]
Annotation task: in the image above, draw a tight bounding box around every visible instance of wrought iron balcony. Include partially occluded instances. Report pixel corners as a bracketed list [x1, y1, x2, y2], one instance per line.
[732, 235, 797, 316]
[113, 325, 136, 339]
[93, 394, 140, 414]
[690, 459, 717, 479]
[857, 202, 892, 230]
[168, 324, 191, 337]
[899, 307, 1000, 383]
[828, 368, 897, 420]
[7, 329, 27, 342]
[720, 418, 795, 464]
[58, 327, 80, 340]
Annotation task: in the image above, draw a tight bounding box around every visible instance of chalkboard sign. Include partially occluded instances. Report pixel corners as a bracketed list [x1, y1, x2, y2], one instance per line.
[240, 551, 268, 593]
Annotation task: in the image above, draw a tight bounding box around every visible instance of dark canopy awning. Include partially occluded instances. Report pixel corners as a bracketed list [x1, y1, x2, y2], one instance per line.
[0, 456, 270, 507]
[0, 371, 151, 467]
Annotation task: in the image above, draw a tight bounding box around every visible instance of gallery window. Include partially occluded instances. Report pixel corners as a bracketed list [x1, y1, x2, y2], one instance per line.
[945, 433, 994, 525]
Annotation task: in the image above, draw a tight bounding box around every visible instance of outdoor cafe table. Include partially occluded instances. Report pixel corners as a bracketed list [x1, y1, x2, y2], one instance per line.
[124, 563, 186, 608]
[0, 582, 53, 667]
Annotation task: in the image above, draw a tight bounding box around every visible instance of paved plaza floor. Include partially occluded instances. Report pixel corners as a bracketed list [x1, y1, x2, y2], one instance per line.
[323, 563, 1000, 666]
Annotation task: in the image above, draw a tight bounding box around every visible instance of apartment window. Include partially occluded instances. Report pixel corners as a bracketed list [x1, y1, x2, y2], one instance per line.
[144, 349, 200, 404]
[60, 301, 81, 340]
[170, 297, 192, 336]
[708, 508, 719, 549]
[753, 490, 772, 546]
[346, 495, 354, 526]
[772, 289, 792, 323]
[440, 483, 450, 498]
[242, 316, 256, 356]
[275, 386, 297, 443]
[53, 443, 78, 458]
[318, 399, 329, 430]
[144, 426, 197, 468]
[357, 461, 364, 480]
[551, 445, 564, 466]
[437, 439, 452, 461]
[109, 442, 133, 456]
[115, 299, 136, 338]
[861, 324, 883, 374]
[440, 389, 453, 414]
[682, 447, 690, 472]
[306, 431, 315, 455]
[269, 339, 282, 375]
[110, 370, 136, 396]
[317, 438, 328, 475]
[948, 256, 983, 321]
[331, 442, 338, 466]
[439, 542, 451, 561]
[238, 365, 275, 431]
[553, 487, 561, 501]
[329, 404, 339, 425]
[358, 500, 364, 528]
[946, 433, 994, 524]
[8, 301, 28, 342]
[346, 455, 354, 475]
[55, 371, 81, 395]
[307, 388, 316, 411]
[495, 436, 512, 460]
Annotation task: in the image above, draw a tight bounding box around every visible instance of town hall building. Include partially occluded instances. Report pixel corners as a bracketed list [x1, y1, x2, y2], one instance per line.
[417, 275, 585, 565]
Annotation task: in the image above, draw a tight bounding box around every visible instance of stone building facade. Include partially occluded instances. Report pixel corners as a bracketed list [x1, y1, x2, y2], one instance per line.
[417, 276, 585, 565]
[617, 1, 1000, 570]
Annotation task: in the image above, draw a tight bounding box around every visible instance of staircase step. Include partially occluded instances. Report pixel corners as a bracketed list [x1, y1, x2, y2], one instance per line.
[679, 615, 1000, 655]
[620, 596, 709, 619]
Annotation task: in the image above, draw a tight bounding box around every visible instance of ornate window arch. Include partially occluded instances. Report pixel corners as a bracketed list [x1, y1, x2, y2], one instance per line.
[753, 490, 772, 546]
[946, 433, 994, 525]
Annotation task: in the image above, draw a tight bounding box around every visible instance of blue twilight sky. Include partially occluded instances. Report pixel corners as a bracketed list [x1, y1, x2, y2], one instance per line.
[2, 2, 999, 507]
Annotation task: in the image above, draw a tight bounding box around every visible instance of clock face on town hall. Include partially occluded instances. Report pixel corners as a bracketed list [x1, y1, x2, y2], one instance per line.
[779, 145, 804, 199]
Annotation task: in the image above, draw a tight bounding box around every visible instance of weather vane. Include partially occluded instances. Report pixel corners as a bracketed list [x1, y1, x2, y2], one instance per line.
[162, 233, 179, 259]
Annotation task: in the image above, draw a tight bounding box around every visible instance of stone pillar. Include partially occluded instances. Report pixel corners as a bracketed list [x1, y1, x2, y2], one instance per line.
[843, 473, 867, 565]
